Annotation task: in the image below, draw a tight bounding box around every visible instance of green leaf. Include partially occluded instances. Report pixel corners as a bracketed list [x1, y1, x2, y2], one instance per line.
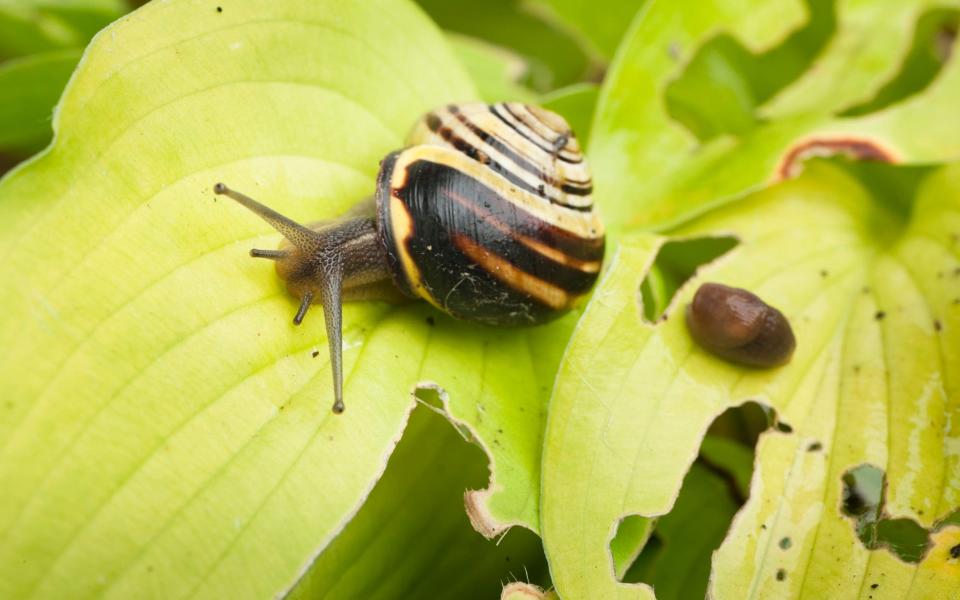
[0, 0, 124, 57]
[0, 49, 81, 155]
[591, 0, 960, 232]
[415, 0, 593, 91]
[698, 435, 754, 500]
[541, 160, 960, 598]
[0, 0, 570, 596]
[530, 0, 644, 59]
[447, 33, 537, 104]
[285, 406, 547, 599]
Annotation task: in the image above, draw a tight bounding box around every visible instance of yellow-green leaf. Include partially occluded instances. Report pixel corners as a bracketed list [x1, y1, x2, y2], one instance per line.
[541, 160, 960, 598]
[0, 0, 570, 596]
[591, 0, 960, 232]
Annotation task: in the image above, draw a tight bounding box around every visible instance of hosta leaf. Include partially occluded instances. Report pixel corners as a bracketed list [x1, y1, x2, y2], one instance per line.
[531, 0, 644, 59]
[591, 0, 960, 232]
[415, 0, 593, 92]
[541, 160, 960, 598]
[0, 0, 568, 596]
[447, 33, 537, 104]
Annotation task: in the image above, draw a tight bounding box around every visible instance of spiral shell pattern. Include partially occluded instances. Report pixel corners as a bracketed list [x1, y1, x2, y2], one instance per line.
[376, 103, 604, 326]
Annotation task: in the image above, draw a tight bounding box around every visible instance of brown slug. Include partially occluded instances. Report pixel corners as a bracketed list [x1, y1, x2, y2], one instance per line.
[686, 283, 796, 367]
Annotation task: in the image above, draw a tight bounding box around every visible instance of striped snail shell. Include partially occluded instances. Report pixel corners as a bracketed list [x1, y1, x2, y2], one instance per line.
[214, 102, 605, 413]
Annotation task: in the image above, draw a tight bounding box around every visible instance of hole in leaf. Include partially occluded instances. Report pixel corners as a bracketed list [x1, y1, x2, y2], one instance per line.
[414, 384, 474, 442]
[875, 519, 931, 563]
[840, 8, 960, 117]
[609, 515, 655, 579]
[639, 235, 739, 323]
[288, 405, 548, 596]
[613, 401, 775, 593]
[840, 464, 934, 563]
[664, 0, 836, 142]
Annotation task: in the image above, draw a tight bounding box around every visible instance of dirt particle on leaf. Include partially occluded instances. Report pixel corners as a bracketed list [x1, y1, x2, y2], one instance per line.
[776, 568, 787, 581]
[311, 350, 319, 358]
[779, 537, 792, 550]
[934, 319, 942, 332]
[667, 41, 682, 61]
[808, 441, 823, 452]
[871, 583, 879, 589]
[216, 5, 223, 12]
[776, 421, 793, 434]
[875, 311, 886, 321]
[950, 543, 960, 559]
[820, 269, 829, 278]
[426, 316, 435, 327]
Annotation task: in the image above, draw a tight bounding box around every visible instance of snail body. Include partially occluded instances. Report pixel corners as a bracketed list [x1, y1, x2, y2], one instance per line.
[686, 283, 796, 368]
[215, 102, 604, 412]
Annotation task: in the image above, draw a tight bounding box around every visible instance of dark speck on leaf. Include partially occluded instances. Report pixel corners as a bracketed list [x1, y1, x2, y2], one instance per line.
[951, 543, 960, 559]
[776, 569, 786, 581]
[808, 441, 823, 452]
[820, 269, 828, 278]
[871, 584, 879, 589]
[776, 421, 793, 434]
[875, 311, 886, 321]
[426, 316, 435, 327]
[934, 319, 942, 332]
[311, 350, 319, 358]
[216, 6, 222, 12]
[861, 286, 871, 294]
[761, 524, 767, 530]
[779, 537, 792, 550]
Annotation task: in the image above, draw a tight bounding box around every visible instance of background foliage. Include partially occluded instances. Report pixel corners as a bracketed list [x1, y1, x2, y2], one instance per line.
[0, 0, 957, 599]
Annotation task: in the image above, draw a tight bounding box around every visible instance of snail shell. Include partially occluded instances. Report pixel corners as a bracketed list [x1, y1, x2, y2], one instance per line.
[686, 283, 796, 367]
[379, 103, 604, 325]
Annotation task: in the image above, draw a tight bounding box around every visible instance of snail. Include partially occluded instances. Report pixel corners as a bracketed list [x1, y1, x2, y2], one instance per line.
[214, 103, 604, 413]
[685, 283, 796, 367]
